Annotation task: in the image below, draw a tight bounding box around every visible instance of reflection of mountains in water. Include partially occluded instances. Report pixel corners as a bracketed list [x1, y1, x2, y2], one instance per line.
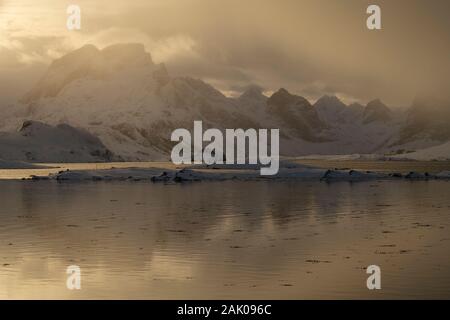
[2, 180, 450, 298]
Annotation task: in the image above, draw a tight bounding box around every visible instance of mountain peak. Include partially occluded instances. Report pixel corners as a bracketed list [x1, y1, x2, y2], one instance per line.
[367, 98, 384, 106]
[101, 43, 154, 68]
[22, 43, 157, 103]
[316, 94, 341, 103]
[52, 43, 153, 69]
[273, 87, 290, 96]
[313, 95, 348, 124]
[69, 44, 99, 56]
[363, 99, 392, 123]
[51, 44, 101, 69]
[239, 85, 265, 100]
[314, 95, 346, 109]
[365, 99, 390, 112]
[19, 120, 52, 136]
[267, 89, 325, 142]
[268, 88, 311, 108]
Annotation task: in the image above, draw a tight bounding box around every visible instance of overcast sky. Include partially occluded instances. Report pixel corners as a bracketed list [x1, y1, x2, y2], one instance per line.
[0, 0, 449, 106]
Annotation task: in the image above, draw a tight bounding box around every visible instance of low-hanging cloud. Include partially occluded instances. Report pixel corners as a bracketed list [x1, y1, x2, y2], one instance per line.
[0, 0, 449, 107]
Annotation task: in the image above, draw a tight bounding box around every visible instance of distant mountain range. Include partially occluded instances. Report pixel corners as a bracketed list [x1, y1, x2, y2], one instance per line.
[0, 43, 449, 162]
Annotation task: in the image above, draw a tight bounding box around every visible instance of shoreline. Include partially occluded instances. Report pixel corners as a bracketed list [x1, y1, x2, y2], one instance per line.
[0, 159, 449, 182]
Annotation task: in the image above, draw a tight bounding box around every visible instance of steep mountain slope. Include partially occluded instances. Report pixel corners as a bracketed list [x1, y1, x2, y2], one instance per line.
[0, 121, 115, 162]
[267, 88, 326, 142]
[397, 97, 450, 144]
[363, 99, 392, 124]
[314, 95, 348, 124]
[237, 85, 268, 115]
[308, 95, 401, 154]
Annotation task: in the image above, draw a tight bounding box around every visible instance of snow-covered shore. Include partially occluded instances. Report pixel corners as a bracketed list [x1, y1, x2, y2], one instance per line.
[389, 141, 450, 161]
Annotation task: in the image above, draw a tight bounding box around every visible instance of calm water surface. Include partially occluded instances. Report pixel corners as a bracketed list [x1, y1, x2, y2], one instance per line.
[0, 180, 449, 299]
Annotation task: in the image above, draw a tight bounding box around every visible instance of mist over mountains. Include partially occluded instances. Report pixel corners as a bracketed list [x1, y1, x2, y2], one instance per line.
[0, 43, 449, 162]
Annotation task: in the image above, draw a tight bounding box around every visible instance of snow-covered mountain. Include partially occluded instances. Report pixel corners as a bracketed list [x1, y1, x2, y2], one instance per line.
[5, 44, 267, 159]
[0, 121, 114, 162]
[397, 97, 450, 144]
[1, 43, 448, 161]
[363, 99, 392, 124]
[314, 95, 348, 124]
[267, 88, 326, 142]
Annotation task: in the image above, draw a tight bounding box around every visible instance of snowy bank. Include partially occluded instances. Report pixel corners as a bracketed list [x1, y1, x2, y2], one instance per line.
[390, 141, 450, 161]
[32, 163, 327, 182]
[21, 160, 450, 182]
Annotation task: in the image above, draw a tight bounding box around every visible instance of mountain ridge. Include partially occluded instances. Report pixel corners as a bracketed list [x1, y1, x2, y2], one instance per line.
[1, 43, 448, 161]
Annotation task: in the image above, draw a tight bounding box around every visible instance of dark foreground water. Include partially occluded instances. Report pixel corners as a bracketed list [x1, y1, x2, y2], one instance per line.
[0, 180, 449, 299]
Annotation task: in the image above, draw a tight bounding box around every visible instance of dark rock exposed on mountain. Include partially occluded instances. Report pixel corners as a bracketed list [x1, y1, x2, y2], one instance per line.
[0, 120, 115, 162]
[363, 99, 392, 124]
[396, 96, 450, 144]
[267, 88, 326, 141]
